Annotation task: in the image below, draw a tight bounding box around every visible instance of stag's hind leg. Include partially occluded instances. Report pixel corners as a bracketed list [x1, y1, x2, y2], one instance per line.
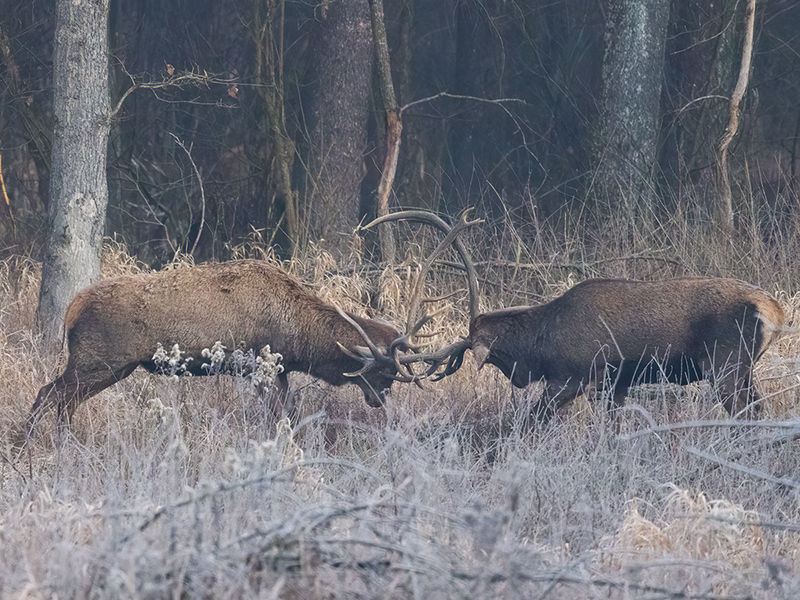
[717, 365, 762, 418]
[262, 372, 298, 423]
[703, 345, 761, 418]
[29, 361, 137, 431]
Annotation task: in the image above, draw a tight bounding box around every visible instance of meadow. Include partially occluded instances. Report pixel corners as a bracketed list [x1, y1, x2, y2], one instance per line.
[3, 193, 800, 599]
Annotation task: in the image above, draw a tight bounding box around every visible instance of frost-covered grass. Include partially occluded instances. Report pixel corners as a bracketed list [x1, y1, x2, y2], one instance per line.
[3, 199, 800, 598]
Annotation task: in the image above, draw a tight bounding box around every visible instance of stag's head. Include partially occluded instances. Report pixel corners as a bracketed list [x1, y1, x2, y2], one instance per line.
[468, 307, 532, 386]
[334, 308, 429, 407]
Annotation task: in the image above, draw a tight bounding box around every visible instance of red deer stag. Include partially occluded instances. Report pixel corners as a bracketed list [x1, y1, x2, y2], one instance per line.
[362, 211, 787, 420]
[30, 259, 433, 427]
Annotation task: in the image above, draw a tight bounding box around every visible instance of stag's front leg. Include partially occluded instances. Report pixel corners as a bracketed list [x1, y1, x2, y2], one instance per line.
[262, 372, 299, 424]
[530, 379, 585, 425]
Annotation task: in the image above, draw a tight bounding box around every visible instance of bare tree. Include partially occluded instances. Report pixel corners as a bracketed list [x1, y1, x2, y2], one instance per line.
[368, 0, 398, 264]
[593, 0, 670, 206]
[716, 0, 757, 235]
[303, 0, 373, 257]
[36, 0, 110, 353]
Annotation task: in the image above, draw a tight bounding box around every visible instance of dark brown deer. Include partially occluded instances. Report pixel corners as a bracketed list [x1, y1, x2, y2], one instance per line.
[30, 259, 431, 427]
[363, 211, 787, 420]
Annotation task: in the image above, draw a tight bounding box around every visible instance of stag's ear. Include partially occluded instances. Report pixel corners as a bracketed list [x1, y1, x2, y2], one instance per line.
[472, 343, 490, 370]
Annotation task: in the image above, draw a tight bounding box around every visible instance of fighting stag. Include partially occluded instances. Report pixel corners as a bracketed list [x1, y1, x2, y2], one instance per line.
[30, 259, 434, 427]
[362, 211, 787, 420]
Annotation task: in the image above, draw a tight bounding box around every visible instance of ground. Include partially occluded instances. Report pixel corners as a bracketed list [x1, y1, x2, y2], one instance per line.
[3, 217, 800, 598]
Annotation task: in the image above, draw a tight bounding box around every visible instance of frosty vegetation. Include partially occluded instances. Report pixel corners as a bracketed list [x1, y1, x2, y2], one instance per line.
[2, 215, 800, 598]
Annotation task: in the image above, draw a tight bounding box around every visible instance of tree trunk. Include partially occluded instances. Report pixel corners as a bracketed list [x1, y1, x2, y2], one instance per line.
[255, 0, 299, 254]
[36, 0, 110, 353]
[304, 0, 373, 258]
[368, 0, 398, 265]
[715, 0, 756, 236]
[593, 0, 670, 206]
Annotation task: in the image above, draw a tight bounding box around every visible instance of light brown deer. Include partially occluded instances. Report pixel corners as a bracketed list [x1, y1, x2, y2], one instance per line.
[363, 210, 787, 420]
[30, 259, 432, 427]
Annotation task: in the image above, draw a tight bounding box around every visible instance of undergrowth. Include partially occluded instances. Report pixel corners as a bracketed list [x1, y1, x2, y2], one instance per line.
[2, 192, 800, 598]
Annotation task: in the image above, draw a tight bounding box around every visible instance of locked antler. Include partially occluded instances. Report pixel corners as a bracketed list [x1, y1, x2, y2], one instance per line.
[338, 208, 482, 382]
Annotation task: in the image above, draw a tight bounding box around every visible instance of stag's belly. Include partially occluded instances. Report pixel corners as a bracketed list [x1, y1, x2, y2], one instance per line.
[539, 345, 710, 389]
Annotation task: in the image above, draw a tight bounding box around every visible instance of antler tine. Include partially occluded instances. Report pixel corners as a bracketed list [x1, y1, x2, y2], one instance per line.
[403, 211, 481, 343]
[394, 337, 471, 377]
[336, 341, 369, 361]
[334, 306, 394, 368]
[386, 314, 432, 380]
[360, 209, 482, 323]
[431, 342, 469, 380]
[337, 341, 420, 383]
[389, 313, 434, 353]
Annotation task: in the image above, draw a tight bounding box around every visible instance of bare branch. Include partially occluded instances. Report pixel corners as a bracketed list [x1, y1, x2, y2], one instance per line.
[168, 133, 205, 256]
[716, 0, 757, 234]
[684, 445, 800, 493]
[111, 61, 239, 119]
[400, 91, 525, 115]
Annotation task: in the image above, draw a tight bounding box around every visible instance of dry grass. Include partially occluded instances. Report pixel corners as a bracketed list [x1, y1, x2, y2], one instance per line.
[3, 197, 800, 599]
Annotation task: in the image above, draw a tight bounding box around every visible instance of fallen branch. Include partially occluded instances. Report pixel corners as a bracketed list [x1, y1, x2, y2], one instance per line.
[684, 445, 800, 493]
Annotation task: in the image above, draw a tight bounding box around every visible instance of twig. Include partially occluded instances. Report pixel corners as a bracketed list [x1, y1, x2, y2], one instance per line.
[0, 153, 15, 240]
[111, 61, 239, 118]
[239, 534, 748, 599]
[684, 445, 800, 493]
[124, 458, 384, 543]
[694, 514, 800, 534]
[618, 417, 800, 441]
[400, 91, 525, 115]
[400, 92, 532, 159]
[436, 253, 684, 274]
[169, 133, 205, 256]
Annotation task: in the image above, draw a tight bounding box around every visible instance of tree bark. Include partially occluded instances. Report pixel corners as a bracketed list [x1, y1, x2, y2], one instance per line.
[256, 0, 299, 254]
[368, 0, 398, 265]
[716, 0, 756, 236]
[304, 0, 373, 258]
[593, 0, 670, 205]
[36, 0, 110, 353]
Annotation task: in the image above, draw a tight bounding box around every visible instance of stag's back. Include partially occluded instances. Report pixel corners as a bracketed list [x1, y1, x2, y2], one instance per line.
[533, 277, 784, 368]
[64, 260, 343, 368]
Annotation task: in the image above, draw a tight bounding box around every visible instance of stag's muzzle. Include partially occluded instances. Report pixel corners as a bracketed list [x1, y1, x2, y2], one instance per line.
[472, 343, 490, 370]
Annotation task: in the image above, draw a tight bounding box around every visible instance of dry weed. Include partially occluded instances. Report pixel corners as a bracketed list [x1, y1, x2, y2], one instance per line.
[2, 207, 800, 598]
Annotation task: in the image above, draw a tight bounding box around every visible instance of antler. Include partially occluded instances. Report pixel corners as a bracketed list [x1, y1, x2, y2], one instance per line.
[394, 338, 470, 380]
[359, 209, 481, 325]
[337, 208, 483, 384]
[334, 305, 422, 383]
[360, 209, 482, 379]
